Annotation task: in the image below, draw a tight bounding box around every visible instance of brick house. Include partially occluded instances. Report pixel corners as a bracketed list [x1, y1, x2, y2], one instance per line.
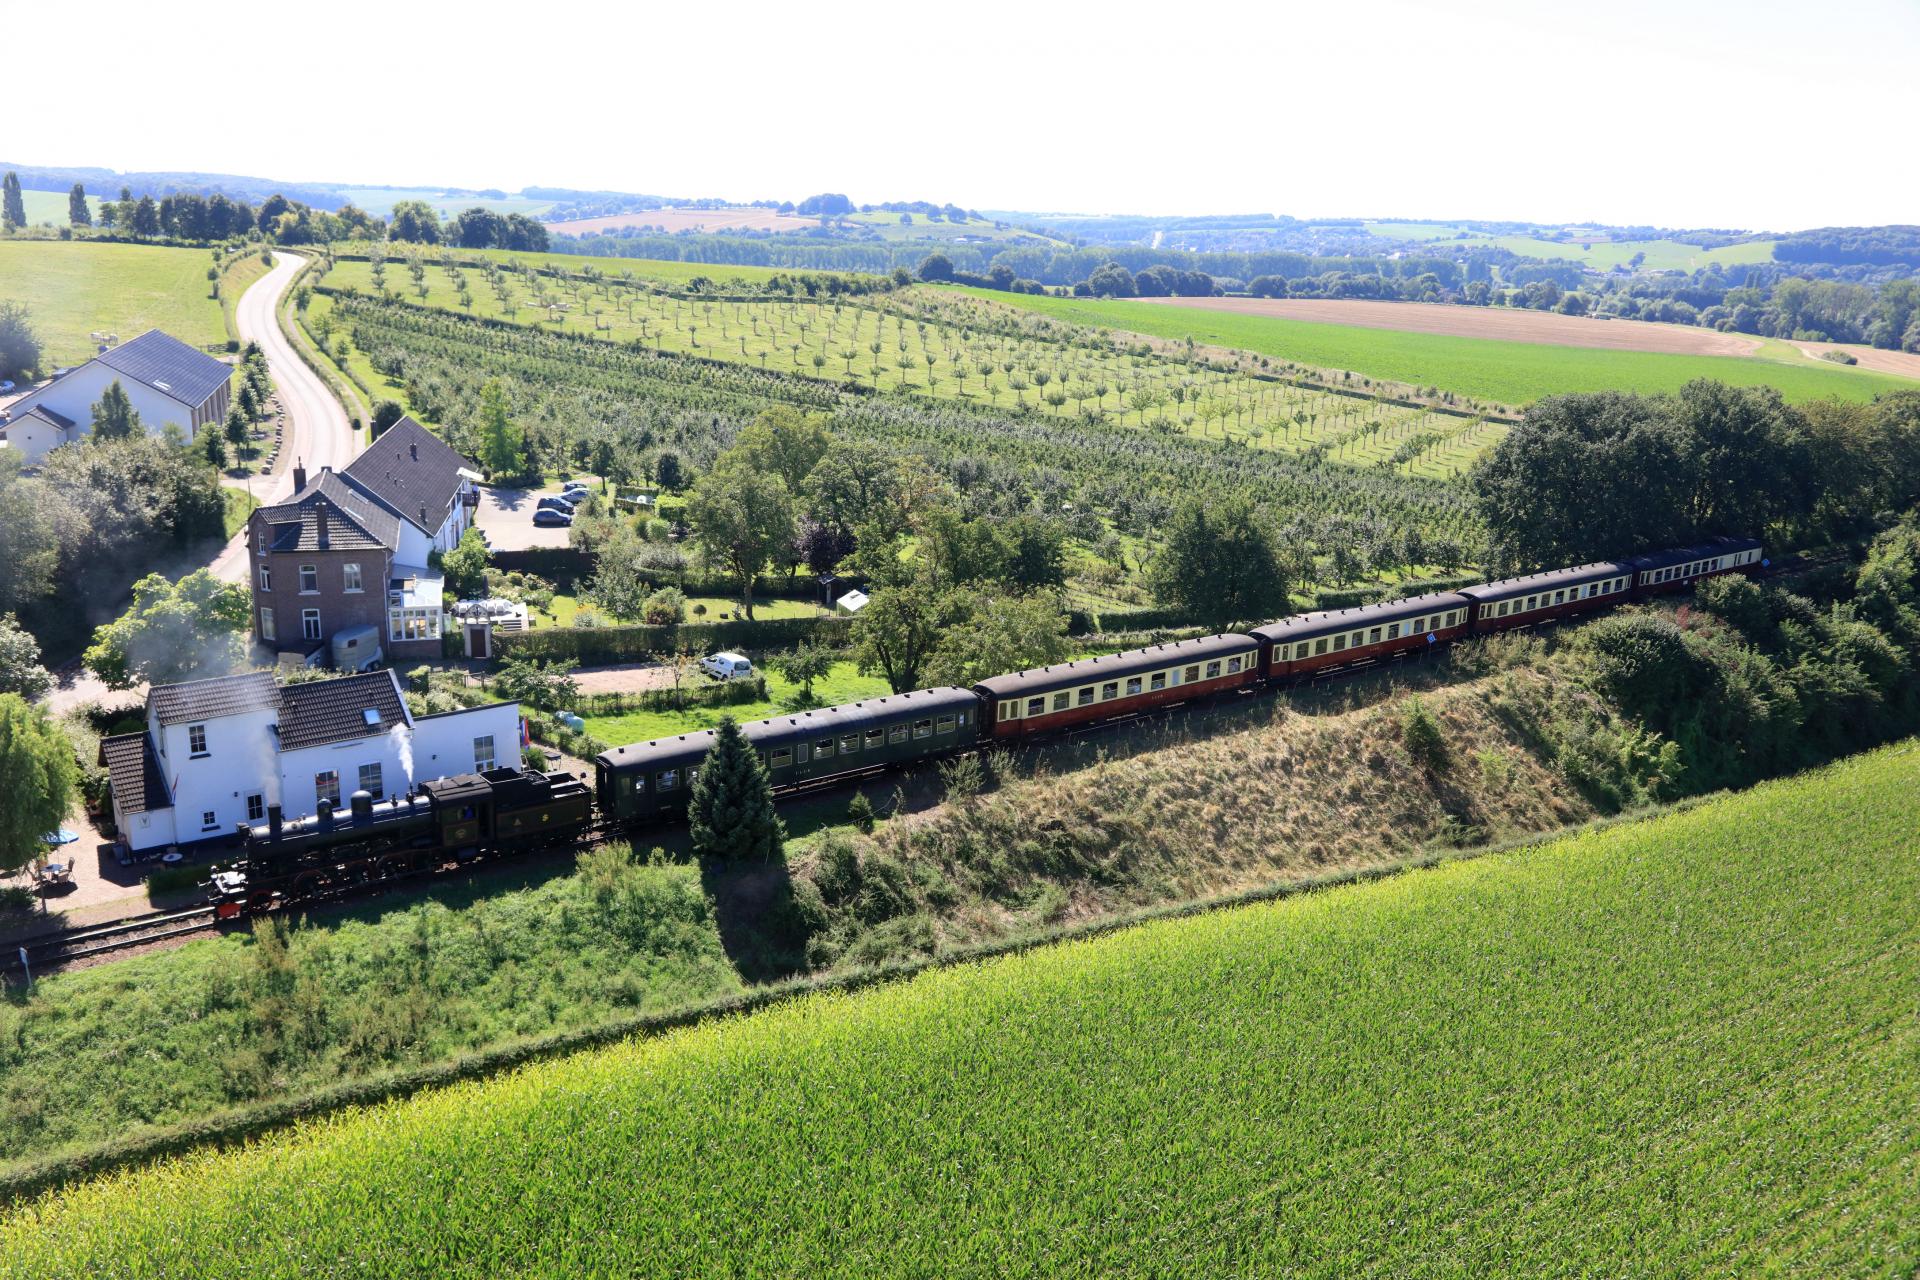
[246, 417, 481, 666]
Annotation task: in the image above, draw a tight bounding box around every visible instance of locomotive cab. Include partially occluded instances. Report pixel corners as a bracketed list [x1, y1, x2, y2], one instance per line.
[421, 773, 493, 857]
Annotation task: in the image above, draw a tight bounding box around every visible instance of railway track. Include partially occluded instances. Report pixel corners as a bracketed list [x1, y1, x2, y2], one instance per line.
[5, 552, 1853, 978]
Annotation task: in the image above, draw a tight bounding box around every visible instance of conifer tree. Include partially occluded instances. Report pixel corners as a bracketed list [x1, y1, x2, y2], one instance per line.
[90, 381, 141, 441]
[68, 183, 90, 227]
[1, 173, 24, 231]
[687, 716, 785, 862]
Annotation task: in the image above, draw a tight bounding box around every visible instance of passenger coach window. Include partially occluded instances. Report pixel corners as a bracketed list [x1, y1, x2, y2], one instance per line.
[866, 728, 885, 749]
[1052, 692, 1070, 711]
[1026, 697, 1046, 717]
[1314, 639, 1329, 656]
[1369, 628, 1383, 644]
[888, 725, 909, 744]
[769, 749, 792, 769]
[1386, 624, 1401, 640]
[1078, 687, 1095, 706]
[816, 738, 834, 758]
[1183, 665, 1200, 683]
[841, 734, 860, 754]
[1150, 673, 1167, 691]
[936, 715, 956, 734]
[1102, 682, 1119, 700]
[1205, 662, 1221, 679]
[657, 770, 679, 791]
[1126, 678, 1143, 696]
[1333, 635, 1347, 652]
[1227, 657, 1243, 674]
[913, 719, 933, 738]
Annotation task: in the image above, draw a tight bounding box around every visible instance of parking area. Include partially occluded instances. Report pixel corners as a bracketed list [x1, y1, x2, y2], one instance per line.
[475, 485, 574, 550]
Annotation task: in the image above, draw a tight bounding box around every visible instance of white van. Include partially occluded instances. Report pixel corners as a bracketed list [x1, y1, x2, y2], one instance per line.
[700, 651, 754, 682]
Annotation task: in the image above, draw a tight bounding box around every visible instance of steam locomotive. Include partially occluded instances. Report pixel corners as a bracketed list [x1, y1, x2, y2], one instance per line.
[209, 534, 1763, 916]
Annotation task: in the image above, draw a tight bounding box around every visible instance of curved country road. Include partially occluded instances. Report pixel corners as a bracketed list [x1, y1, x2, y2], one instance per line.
[206, 253, 357, 582]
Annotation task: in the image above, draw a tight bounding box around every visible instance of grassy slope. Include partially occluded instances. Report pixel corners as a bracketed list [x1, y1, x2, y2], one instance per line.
[7, 742, 1915, 1276]
[1474, 234, 1777, 271]
[0, 241, 227, 368]
[973, 288, 1911, 405]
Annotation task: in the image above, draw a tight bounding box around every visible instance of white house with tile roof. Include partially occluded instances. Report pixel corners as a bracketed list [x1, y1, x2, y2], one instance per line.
[0, 329, 233, 463]
[98, 669, 519, 854]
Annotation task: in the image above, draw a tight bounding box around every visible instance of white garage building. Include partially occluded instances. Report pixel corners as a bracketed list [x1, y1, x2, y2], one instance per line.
[0, 329, 233, 463]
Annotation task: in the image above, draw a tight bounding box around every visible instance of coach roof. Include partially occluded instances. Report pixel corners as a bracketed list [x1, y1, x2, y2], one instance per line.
[973, 633, 1256, 700]
[1627, 536, 1762, 572]
[597, 687, 979, 771]
[1248, 591, 1473, 644]
[1456, 560, 1635, 603]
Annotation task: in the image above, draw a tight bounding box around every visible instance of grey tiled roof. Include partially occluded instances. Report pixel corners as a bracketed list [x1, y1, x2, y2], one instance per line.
[15, 404, 75, 430]
[257, 469, 400, 553]
[275, 669, 407, 752]
[148, 671, 279, 726]
[94, 329, 233, 409]
[342, 416, 473, 534]
[100, 732, 170, 815]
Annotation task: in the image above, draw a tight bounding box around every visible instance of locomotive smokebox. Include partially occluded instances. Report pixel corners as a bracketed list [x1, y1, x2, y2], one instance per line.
[317, 799, 334, 832]
[350, 789, 374, 821]
[267, 804, 283, 843]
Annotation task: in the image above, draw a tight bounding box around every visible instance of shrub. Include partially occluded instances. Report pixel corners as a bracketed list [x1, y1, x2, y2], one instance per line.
[640, 587, 688, 626]
[1401, 696, 1449, 772]
[847, 792, 876, 834]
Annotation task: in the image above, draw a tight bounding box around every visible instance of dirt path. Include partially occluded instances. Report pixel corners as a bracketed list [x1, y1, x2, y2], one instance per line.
[1788, 340, 1920, 380]
[1137, 296, 1766, 357]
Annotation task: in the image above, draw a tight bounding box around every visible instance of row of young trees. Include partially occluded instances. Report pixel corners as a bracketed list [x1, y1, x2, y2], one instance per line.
[387, 201, 550, 251]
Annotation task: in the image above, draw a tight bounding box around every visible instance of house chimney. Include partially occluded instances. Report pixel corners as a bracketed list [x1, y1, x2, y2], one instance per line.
[292, 460, 307, 492]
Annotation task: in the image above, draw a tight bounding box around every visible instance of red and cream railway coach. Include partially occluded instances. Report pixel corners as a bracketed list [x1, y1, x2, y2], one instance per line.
[1252, 590, 1472, 680]
[1628, 536, 1764, 596]
[974, 633, 1260, 740]
[1457, 560, 1635, 634]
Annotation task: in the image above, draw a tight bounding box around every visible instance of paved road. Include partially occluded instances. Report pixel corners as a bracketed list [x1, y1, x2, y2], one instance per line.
[206, 253, 356, 582]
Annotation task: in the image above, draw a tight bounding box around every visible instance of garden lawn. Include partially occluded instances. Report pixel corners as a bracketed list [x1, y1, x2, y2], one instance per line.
[582, 660, 894, 743]
[0, 240, 227, 368]
[977, 288, 1912, 406]
[7, 741, 1916, 1276]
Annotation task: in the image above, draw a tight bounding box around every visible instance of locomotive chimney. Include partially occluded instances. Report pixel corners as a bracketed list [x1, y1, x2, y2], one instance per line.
[267, 804, 283, 843]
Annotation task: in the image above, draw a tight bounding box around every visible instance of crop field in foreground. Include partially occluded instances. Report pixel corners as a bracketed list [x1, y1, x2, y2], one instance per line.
[7, 742, 1916, 1277]
[0, 240, 227, 367]
[979, 288, 1912, 406]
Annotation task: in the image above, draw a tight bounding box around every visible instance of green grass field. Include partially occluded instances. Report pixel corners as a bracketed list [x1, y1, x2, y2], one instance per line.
[975, 289, 1914, 405]
[13, 190, 101, 228]
[0, 240, 228, 368]
[7, 741, 1914, 1276]
[1358, 222, 1777, 270]
[581, 660, 894, 743]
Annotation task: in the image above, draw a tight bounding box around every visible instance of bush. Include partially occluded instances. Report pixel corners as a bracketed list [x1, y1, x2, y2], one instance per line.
[497, 616, 851, 664]
[847, 792, 876, 834]
[1400, 696, 1449, 773]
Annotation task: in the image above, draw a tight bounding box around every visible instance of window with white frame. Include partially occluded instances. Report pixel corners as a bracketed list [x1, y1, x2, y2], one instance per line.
[299, 564, 318, 593]
[302, 608, 322, 640]
[188, 724, 208, 757]
[258, 562, 272, 591]
[473, 735, 496, 772]
[315, 770, 341, 807]
[246, 793, 265, 822]
[343, 562, 363, 592]
[260, 606, 276, 641]
[201, 810, 217, 831]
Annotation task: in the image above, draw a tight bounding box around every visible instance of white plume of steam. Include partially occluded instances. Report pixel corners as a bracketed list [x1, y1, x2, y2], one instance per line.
[390, 722, 415, 793]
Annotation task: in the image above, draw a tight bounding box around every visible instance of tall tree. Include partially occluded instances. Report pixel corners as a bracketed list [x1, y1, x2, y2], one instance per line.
[476, 379, 524, 478]
[0, 300, 42, 382]
[90, 381, 141, 441]
[67, 183, 91, 227]
[387, 200, 442, 244]
[129, 196, 161, 238]
[686, 456, 795, 619]
[1149, 497, 1290, 630]
[734, 405, 831, 490]
[83, 570, 250, 689]
[0, 172, 23, 231]
[0, 694, 76, 874]
[850, 580, 963, 693]
[925, 590, 1071, 687]
[0, 613, 52, 699]
[687, 715, 784, 862]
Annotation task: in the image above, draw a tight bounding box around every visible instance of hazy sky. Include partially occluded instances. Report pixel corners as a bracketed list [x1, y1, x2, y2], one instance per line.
[8, 0, 1917, 230]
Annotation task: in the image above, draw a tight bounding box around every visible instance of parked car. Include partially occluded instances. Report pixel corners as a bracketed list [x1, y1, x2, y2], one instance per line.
[536, 495, 577, 514]
[532, 508, 573, 527]
[563, 480, 594, 495]
[700, 652, 754, 682]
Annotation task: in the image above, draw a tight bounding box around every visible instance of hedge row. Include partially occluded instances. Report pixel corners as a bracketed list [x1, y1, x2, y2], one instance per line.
[486, 548, 846, 603]
[572, 676, 769, 717]
[497, 616, 854, 664]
